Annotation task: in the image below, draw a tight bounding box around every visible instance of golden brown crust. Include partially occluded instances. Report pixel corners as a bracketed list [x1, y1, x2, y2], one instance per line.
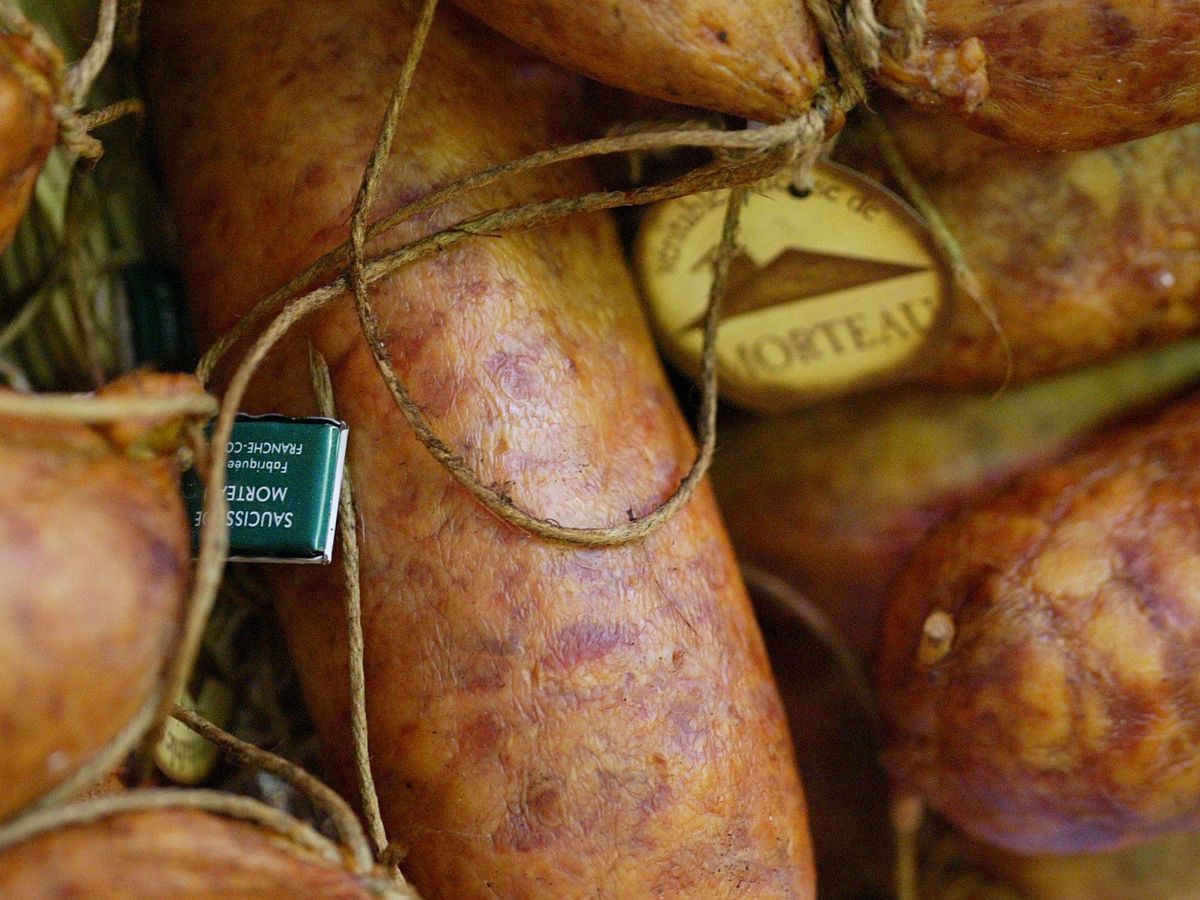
[0, 33, 57, 253]
[449, 0, 825, 122]
[0, 809, 372, 898]
[0, 376, 190, 820]
[877, 0, 1200, 150]
[143, 1, 814, 896]
[879, 393, 1200, 853]
[837, 107, 1200, 388]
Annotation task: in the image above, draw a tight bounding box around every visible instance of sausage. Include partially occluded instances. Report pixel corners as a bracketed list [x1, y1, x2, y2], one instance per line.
[447, 0, 825, 123]
[875, 0, 1200, 150]
[142, 1, 814, 896]
[711, 341, 1200, 657]
[836, 106, 1200, 388]
[879, 392, 1200, 853]
[0, 373, 193, 819]
[0, 808, 375, 898]
[0, 32, 57, 253]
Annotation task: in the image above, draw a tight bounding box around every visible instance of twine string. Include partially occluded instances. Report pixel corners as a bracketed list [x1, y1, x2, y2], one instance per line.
[198, 114, 833, 386]
[170, 706, 375, 876]
[162, 145, 793, 767]
[153, 0, 878, 802]
[0, 389, 217, 422]
[308, 346, 391, 866]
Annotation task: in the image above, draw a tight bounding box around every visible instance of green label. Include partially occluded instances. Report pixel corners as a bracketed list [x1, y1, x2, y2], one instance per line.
[123, 262, 197, 372]
[184, 414, 348, 563]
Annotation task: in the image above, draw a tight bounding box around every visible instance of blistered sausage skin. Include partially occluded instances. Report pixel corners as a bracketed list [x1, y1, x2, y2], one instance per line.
[880, 393, 1200, 853]
[876, 0, 1200, 150]
[142, 2, 814, 897]
[449, 0, 825, 123]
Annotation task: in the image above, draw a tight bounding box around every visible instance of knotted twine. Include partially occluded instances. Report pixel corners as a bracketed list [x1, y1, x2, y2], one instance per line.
[0, 0, 168, 389]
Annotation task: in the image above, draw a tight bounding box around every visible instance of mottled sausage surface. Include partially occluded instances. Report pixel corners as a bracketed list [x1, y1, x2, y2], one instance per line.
[0, 374, 191, 820]
[876, 0, 1200, 150]
[143, 1, 814, 896]
[880, 393, 1200, 853]
[0, 809, 374, 898]
[449, 0, 825, 123]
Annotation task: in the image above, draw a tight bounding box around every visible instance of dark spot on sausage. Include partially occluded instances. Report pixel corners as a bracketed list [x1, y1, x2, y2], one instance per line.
[377, 308, 447, 369]
[484, 349, 542, 401]
[1090, 3, 1136, 50]
[459, 712, 504, 758]
[458, 655, 508, 693]
[527, 785, 564, 824]
[145, 534, 185, 585]
[667, 698, 714, 765]
[1016, 16, 1045, 49]
[301, 162, 327, 189]
[11, 598, 36, 636]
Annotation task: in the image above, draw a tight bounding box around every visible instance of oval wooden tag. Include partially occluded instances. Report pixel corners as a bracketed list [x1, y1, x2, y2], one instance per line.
[155, 678, 234, 785]
[635, 161, 952, 412]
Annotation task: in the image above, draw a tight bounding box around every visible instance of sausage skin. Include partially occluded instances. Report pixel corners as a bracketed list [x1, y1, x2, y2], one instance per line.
[711, 342, 1200, 657]
[837, 107, 1200, 388]
[0, 33, 57, 253]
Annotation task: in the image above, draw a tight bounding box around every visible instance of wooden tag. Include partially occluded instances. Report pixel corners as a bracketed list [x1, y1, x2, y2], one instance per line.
[635, 161, 952, 412]
[154, 678, 234, 785]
